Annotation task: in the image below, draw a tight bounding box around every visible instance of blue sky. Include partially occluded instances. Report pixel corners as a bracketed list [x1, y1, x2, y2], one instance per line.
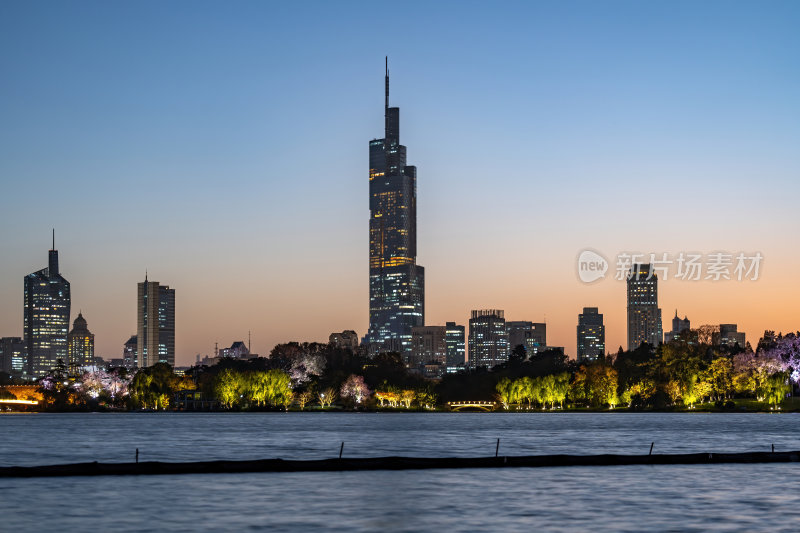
[1, 1, 799, 363]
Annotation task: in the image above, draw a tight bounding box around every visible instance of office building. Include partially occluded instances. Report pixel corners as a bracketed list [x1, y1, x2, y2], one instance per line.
[0, 337, 26, 376]
[136, 277, 175, 367]
[363, 59, 425, 355]
[67, 312, 94, 369]
[468, 309, 508, 368]
[445, 322, 466, 366]
[219, 341, 250, 359]
[627, 264, 662, 350]
[577, 307, 605, 363]
[24, 237, 71, 377]
[720, 324, 746, 348]
[410, 326, 447, 367]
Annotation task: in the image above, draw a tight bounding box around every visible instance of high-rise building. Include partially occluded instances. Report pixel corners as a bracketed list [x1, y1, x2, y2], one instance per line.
[468, 309, 508, 368]
[627, 264, 662, 350]
[363, 59, 425, 355]
[136, 277, 175, 367]
[577, 307, 605, 363]
[506, 321, 533, 353]
[0, 337, 26, 376]
[719, 324, 746, 348]
[67, 312, 94, 369]
[445, 322, 466, 366]
[329, 330, 359, 350]
[24, 236, 71, 377]
[123, 335, 137, 369]
[410, 326, 447, 367]
[664, 310, 691, 343]
[524, 323, 547, 357]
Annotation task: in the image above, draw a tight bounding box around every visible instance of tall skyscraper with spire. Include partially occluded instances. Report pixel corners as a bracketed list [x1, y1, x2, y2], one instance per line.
[363, 59, 425, 356]
[24, 231, 71, 377]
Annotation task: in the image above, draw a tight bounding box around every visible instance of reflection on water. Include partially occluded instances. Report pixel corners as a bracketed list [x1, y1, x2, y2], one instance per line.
[1, 413, 799, 531]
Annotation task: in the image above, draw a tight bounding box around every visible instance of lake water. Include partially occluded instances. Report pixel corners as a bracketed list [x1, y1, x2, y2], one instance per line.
[1, 412, 799, 531]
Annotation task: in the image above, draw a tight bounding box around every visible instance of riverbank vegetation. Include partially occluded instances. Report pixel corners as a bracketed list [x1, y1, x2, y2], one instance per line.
[1, 331, 797, 413]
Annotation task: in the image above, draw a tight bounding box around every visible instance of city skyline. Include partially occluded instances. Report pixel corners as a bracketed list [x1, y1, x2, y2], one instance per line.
[2, 2, 799, 365]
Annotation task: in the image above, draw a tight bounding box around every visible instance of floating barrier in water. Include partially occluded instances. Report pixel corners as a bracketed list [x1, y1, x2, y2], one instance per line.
[1, 451, 798, 478]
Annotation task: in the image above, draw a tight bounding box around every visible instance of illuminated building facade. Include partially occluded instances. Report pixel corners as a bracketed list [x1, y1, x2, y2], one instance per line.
[136, 278, 175, 367]
[0, 337, 26, 376]
[67, 312, 95, 369]
[468, 309, 508, 368]
[626, 264, 662, 350]
[364, 59, 424, 354]
[219, 341, 249, 359]
[577, 307, 605, 362]
[24, 240, 71, 377]
[445, 322, 466, 366]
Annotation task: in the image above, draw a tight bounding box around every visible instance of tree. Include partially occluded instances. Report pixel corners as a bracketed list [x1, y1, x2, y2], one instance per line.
[318, 387, 336, 408]
[705, 357, 733, 401]
[340, 375, 371, 407]
[214, 369, 242, 409]
[297, 391, 312, 410]
[400, 389, 415, 409]
[495, 378, 513, 410]
[763, 371, 791, 408]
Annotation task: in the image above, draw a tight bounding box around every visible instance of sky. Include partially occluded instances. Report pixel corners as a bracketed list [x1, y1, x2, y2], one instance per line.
[1, 1, 799, 365]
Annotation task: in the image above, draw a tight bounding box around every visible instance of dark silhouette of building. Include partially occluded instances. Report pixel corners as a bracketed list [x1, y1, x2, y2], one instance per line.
[468, 309, 508, 368]
[664, 310, 691, 342]
[329, 330, 359, 350]
[136, 277, 175, 367]
[627, 264, 662, 350]
[0, 337, 26, 376]
[24, 234, 71, 377]
[577, 307, 605, 362]
[445, 322, 466, 367]
[123, 335, 137, 369]
[363, 59, 424, 355]
[720, 324, 745, 348]
[67, 312, 94, 369]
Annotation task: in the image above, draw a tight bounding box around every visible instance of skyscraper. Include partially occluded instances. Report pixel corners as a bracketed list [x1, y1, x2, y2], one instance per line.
[627, 264, 662, 350]
[363, 59, 425, 355]
[468, 309, 508, 368]
[136, 277, 175, 367]
[577, 307, 605, 363]
[445, 322, 466, 366]
[24, 235, 71, 377]
[67, 312, 95, 369]
[506, 321, 534, 353]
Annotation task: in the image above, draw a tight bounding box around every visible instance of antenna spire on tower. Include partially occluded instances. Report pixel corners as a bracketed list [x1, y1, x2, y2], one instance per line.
[52, 228, 55, 250]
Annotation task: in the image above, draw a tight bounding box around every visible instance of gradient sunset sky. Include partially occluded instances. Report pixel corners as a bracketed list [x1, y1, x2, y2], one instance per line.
[1, 1, 799, 366]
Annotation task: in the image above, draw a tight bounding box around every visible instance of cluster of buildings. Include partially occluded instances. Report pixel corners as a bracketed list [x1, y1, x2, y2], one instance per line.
[0, 62, 749, 381]
[0, 236, 177, 379]
[352, 62, 746, 377]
